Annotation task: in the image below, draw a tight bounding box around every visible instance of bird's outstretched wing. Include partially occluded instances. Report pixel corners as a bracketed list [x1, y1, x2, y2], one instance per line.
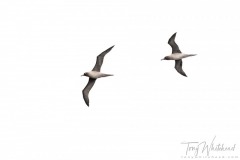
[175, 60, 187, 77]
[168, 32, 181, 54]
[82, 78, 96, 106]
[92, 45, 114, 72]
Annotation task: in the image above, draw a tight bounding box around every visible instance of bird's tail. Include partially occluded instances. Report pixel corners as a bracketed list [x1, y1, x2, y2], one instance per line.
[100, 73, 114, 78]
[182, 54, 197, 58]
[188, 54, 197, 56]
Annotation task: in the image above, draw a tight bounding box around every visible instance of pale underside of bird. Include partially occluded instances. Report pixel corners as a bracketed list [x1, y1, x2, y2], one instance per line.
[161, 32, 196, 77]
[82, 45, 114, 106]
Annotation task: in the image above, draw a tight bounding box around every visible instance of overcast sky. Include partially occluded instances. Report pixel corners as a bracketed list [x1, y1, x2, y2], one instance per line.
[0, 0, 240, 159]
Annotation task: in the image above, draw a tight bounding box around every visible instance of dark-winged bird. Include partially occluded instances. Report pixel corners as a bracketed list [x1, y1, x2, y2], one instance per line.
[82, 45, 114, 106]
[161, 33, 196, 77]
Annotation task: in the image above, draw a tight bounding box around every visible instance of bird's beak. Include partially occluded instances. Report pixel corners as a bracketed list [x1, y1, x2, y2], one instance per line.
[161, 59, 164, 61]
[81, 75, 84, 77]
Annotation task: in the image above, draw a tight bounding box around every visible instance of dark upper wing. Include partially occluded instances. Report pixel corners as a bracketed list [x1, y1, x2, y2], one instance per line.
[82, 78, 96, 106]
[168, 32, 181, 54]
[175, 60, 187, 77]
[92, 45, 115, 72]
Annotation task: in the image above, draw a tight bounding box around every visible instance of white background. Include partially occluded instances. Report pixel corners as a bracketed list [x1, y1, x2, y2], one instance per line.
[0, 0, 240, 159]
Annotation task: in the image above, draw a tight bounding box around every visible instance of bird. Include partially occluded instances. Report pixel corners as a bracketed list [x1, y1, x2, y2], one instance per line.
[82, 45, 114, 106]
[161, 32, 196, 77]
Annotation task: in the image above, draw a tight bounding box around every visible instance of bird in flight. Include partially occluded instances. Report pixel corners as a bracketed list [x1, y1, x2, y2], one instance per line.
[161, 32, 196, 77]
[82, 45, 114, 106]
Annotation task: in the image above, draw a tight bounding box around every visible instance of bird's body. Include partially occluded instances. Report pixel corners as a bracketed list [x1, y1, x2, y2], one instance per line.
[82, 45, 114, 106]
[164, 53, 196, 60]
[161, 32, 196, 77]
[84, 71, 113, 79]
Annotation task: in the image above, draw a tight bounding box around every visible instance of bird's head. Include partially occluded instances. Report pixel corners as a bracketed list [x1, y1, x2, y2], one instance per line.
[161, 56, 171, 60]
[81, 72, 89, 77]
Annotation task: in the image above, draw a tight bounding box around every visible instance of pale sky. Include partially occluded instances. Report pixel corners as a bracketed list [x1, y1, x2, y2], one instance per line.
[0, 0, 240, 159]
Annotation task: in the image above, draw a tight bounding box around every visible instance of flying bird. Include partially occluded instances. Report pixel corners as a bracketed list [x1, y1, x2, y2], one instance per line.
[82, 45, 114, 106]
[161, 32, 196, 77]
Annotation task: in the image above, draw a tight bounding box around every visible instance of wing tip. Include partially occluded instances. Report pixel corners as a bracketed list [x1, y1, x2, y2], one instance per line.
[82, 90, 90, 107]
[180, 71, 187, 77]
[179, 70, 187, 77]
[174, 64, 187, 77]
[101, 45, 115, 55]
[109, 45, 115, 50]
[169, 32, 177, 41]
[178, 72, 187, 77]
[84, 99, 90, 107]
[172, 32, 177, 37]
